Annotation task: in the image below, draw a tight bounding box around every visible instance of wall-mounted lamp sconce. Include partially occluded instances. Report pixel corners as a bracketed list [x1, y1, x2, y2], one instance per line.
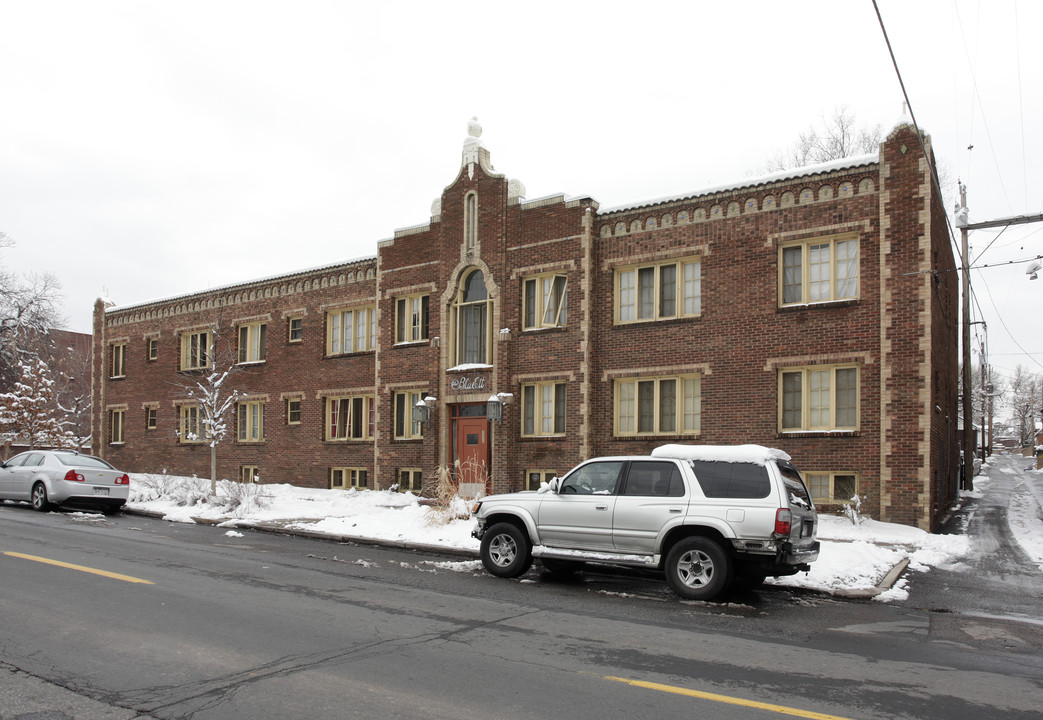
[487, 395, 503, 424]
[413, 395, 437, 426]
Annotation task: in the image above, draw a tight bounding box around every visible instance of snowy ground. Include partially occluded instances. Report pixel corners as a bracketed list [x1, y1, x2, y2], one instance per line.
[118, 467, 1043, 603]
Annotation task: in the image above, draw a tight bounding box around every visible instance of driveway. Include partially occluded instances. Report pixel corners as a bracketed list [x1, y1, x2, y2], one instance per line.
[899, 453, 1043, 648]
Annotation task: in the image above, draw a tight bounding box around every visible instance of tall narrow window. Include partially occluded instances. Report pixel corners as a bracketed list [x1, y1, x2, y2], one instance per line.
[465, 193, 477, 249]
[237, 401, 265, 442]
[110, 409, 125, 444]
[110, 344, 126, 379]
[180, 331, 210, 370]
[395, 294, 430, 343]
[453, 269, 491, 365]
[394, 390, 424, 439]
[523, 274, 567, 329]
[521, 382, 566, 436]
[238, 323, 266, 364]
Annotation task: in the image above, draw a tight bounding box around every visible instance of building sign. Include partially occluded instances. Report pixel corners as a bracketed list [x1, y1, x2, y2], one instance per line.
[450, 375, 487, 391]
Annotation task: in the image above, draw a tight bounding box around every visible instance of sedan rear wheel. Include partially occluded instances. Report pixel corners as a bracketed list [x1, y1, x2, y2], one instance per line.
[480, 522, 533, 578]
[31, 482, 52, 512]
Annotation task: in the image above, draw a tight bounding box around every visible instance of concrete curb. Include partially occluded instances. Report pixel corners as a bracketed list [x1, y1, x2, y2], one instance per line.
[122, 507, 910, 596]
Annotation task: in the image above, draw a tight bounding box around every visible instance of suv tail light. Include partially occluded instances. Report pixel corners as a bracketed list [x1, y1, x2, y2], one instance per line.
[115, 474, 130, 485]
[774, 508, 792, 536]
[64, 469, 85, 482]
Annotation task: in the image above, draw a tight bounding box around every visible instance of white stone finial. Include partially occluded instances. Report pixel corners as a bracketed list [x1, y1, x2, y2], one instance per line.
[467, 116, 482, 140]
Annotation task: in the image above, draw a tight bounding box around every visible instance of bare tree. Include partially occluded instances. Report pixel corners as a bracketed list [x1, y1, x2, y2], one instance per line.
[171, 315, 244, 494]
[0, 358, 64, 450]
[765, 106, 881, 172]
[0, 233, 65, 388]
[1005, 365, 1040, 447]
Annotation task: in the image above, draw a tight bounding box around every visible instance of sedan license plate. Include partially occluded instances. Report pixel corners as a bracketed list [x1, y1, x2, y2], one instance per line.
[93, 487, 110, 496]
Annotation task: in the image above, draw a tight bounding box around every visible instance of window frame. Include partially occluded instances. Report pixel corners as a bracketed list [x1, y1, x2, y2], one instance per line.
[778, 364, 860, 432]
[180, 331, 210, 371]
[325, 395, 375, 441]
[779, 233, 859, 306]
[520, 381, 566, 437]
[326, 306, 377, 356]
[237, 322, 267, 364]
[145, 407, 157, 430]
[286, 398, 302, 425]
[397, 468, 423, 494]
[451, 269, 492, 366]
[237, 400, 266, 443]
[330, 467, 368, 489]
[525, 469, 558, 491]
[147, 337, 159, 362]
[522, 273, 568, 330]
[240, 465, 260, 484]
[805, 472, 857, 504]
[109, 408, 125, 444]
[178, 404, 207, 443]
[288, 316, 303, 343]
[393, 390, 425, 440]
[395, 294, 430, 344]
[614, 256, 701, 325]
[614, 374, 702, 437]
[110, 344, 126, 379]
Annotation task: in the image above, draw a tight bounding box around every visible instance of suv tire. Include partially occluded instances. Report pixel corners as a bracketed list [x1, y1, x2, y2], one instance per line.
[480, 522, 533, 578]
[664, 537, 732, 600]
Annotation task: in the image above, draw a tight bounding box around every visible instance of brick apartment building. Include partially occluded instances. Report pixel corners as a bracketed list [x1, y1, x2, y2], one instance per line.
[92, 119, 959, 530]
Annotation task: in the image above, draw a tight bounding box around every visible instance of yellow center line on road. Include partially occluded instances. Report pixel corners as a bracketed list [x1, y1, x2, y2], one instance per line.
[4, 551, 154, 585]
[595, 674, 855, 720]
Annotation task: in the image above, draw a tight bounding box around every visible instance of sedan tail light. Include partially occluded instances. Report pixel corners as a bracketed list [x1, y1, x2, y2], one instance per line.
[115, 474, 130, 485]
[774, 508, 792, 536]
[64, 469, 86, 482]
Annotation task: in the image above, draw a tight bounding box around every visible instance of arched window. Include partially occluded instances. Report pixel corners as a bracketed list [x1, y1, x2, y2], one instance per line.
[465, 193, 478, 249]
[454, 269, 491, 365]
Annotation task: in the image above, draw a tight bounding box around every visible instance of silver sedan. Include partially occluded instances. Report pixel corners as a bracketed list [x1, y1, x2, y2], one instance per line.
[0, 450, 129, 514]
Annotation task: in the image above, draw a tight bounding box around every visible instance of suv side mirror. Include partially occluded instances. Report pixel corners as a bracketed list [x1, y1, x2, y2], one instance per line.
[539, 477, 560, 494]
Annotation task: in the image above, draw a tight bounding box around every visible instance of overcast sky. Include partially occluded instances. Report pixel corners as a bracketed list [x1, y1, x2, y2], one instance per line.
[2, 0, 1040, 383]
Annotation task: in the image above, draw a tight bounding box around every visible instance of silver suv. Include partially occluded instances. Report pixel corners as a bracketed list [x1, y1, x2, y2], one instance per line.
[471, 444, 819, 600]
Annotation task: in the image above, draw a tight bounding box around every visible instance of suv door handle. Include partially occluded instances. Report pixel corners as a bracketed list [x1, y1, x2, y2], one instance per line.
[595, 505, 609, 511]
[669, 508, 683, 513]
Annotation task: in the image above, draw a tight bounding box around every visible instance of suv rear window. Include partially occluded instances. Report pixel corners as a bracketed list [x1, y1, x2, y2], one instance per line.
[778, 462, 814, 509]
[689, 460, 770, 499]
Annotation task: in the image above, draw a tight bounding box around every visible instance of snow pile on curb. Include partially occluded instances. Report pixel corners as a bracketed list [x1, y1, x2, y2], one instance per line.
[128, 473, 972, 602]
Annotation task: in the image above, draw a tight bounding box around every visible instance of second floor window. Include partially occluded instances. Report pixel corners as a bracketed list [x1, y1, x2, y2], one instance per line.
[238, 323, 267, 364]
[180, 331, 210, 371]
[453, 269, 491, 365]
[616, 257, 701, 324]
[395, 295, 430, 343]
[111, 344, 126, 379]
[781, 235, 859, 305]
[523, 274, 567, 329]
[327, 307, 376, 355]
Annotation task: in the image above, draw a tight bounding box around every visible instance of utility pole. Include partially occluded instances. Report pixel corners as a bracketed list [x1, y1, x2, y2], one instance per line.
[956, 187, 1043, 489]
[959, 183, 974, 491]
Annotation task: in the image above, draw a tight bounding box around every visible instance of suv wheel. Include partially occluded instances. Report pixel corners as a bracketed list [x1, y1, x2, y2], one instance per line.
[480, 522, 533, 578]
[664, 537, 732, 600]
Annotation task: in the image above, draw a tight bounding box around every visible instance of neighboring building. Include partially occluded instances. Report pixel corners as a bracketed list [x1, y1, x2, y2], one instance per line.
[92, 119, 959, 530]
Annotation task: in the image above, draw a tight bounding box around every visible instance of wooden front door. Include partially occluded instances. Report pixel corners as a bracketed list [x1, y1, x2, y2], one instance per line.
[453, 405, 489, 498]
